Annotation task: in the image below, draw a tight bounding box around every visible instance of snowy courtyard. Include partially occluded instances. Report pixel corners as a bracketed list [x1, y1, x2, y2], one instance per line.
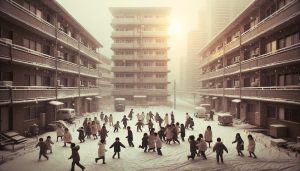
[1, 99, 300, 171]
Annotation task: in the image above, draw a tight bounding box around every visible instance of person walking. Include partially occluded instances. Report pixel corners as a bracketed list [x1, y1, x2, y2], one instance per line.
[128, 109, 134, 120]
[170, 112, 175, 124]
[63, 128, 72, 147]
[45, 136, 54, 154]
[36, 138, 48, 160]
[204, 126, 213, 148]
[110, 137, 126, 159]
[113, 121, 121, 133]
[100, 112, 104, 121]
[91, 121, 98, 140]
[121, 115, 129, 129]
[155, 133, 162, 156]
[69, 143, 85, 171]
[109, 114, 113, 126]
[232, 133, 244, 157]
[77, 127, 85, 143]
[248, 134, 257, 159]
[139, 133, 149, 152]
[197, 134, 207, 159]
[187, 135, 197, 160]
[148, 132, 156, 152]
[180, 123, 185, 141]
[136, 120, 144, 132]
[213, 137, 228, 164]
[99, 125, 109, 141]
[95, 139, 107, 164]
[164, 113, 169, 126]
[126, 126, 134, 147]
[56, 124, 64, 142]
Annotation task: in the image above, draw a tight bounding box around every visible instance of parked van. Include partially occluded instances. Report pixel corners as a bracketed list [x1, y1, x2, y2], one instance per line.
[57, 108, 76, 123]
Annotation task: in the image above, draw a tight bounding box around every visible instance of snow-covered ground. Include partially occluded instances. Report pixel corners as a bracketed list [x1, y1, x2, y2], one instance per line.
[1, 99, 300, 171]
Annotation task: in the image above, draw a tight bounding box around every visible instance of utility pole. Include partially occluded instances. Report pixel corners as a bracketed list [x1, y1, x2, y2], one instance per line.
[174, 80, 176, 109]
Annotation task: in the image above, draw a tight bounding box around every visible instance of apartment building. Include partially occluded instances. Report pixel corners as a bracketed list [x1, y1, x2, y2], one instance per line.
[97, 56, 113, 105]
[110, 7, 171, 105]
[198, 0, 300, 140]
[0, 0, 107, 135]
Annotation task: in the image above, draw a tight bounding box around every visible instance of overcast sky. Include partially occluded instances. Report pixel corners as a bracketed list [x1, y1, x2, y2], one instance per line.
[56, 0, 205, 60]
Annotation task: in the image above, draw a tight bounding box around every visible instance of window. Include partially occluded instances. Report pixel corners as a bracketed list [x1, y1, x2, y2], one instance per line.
[156, 73, 165, 78]
[247, 104, 256, 113]
[24, 106, 39, 121]
[23, 38, 30, 49]
[156, 62, 166, 66]
[267, 105, 276, 118]
[143, 73, 152, 77]
[284, 108, 300, 123]
[278, 38, 285, 49]
[156, 84, 166, 89]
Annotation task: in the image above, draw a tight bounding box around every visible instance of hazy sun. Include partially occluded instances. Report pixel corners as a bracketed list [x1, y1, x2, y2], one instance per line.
[169, 19, 182, 35]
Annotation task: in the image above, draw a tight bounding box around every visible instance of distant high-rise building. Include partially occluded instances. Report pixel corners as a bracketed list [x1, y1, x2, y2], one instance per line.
[110, 7, 171, 105]
[184, 0, 253, 93]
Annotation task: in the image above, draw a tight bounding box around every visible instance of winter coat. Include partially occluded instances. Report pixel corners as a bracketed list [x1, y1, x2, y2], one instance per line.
[109, 116, 113, 123]
[36, 141, 47, 153]
[164, 115, 169, 125]
[147, 122, 154, 129]
[232, 137, 244, 151]
[155, 137, 162, 148]
[99, 128, 108, 140]
[128, 110, 133, 118]
[85, 126, 91, 136]
[248, 139, 256, 152]
[142, 136, 149, 146]
[180, 126, 185, 137]
[44, 139, 54, 150]
[77, 129, 85, 140]
[114, 123, 121, 129]
[164, 128, 173, 140]
[98, 142, 107, 157]
[64, 132, 72, 143]
[70, 145, 80, 162]
[95, 120, 101, 130]
[204, 130, 212, 142]
[146, 114, 150, 121]
[189, 140, 197, 153]
[122, 117, 128, 124]
[197, 139, 207, 152]
[136, 121, 144, 128]
[171, 114, 175, 124]
[91, 124, 98, 135]
[148, 134, 156, 148]
[56, 126, 64, 137]
[110, 141, 125, 152]
[213, 142, 228, 154]
[126, 130, 133, 141]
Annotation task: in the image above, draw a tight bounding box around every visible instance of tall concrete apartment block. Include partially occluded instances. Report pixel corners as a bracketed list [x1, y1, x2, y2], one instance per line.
[110, 7, 171, 105]
[0, 0, 109, 135]
[198, 0, 300, 140]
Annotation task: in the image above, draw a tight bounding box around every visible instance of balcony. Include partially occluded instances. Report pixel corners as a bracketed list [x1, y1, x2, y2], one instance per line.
[199, 69, 223, 81]
[80, 87, 99, 96]
[112, 66, 169, 72]
[198, 88, 223, 96]
[80, 44, 100, 62]
[224, 88, 240, 98]
[57, 60, 78, 74]
[111, 18, 168, 25]
[80, 66, 99, 78]
[0, 89, 10, 104]
[111, 43, 168, 49]
[57, 87, 79, 98]
[241, 0, 300, 44]
[224, 63, 240, 76]
[111, 31, 169, 38]
[241, 87, 300, 102]
[112, 77, 168, 83]
[224, 38, 240, 54]
[10, 86, 56, 103]
[0, 0, 56, 39]
[112, 55, 168, 61]
[57, 30, 78, 50]
[112, 88, 168, 96]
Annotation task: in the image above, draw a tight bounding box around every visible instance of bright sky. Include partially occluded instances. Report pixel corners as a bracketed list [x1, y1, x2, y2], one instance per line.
[56, 0, 205, 59]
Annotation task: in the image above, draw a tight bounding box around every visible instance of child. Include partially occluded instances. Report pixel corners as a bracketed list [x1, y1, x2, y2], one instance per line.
[172, 124, 180, 144]
[91, 121, 98, 140]
[69, 143, 85, 171]
[77, 127, 85, 143]
[36, 138, 48, 160]
[232, 133, 244, 156]
[85, 122, 91, 139]
[63, 128, 72, 147]
[204, 126, 213, 148]
[139, 133, 149, 152]
[121, 115, 129, 129]
[187, 135, 197, 160]
[213, 137, 228, 163]
[109, 114, 113, 126]
[128, 109, 133, 120]
[109, 137, 126, 159]
[136, 120, 144, 132]
[248, 134, 257, 159]
[100, 112, 104, 121]
[45, 136, 54, 154]
[146, 120, 154, 132]
[197, 134, 207, 159]
[189, 118, 194, 130]
[56, 124, 64, 142]
[113, 121, 121, 133]
[95, 139, 107, 164]
[157, 115, 163, 128]
[180, 123, 185, 141]
[99, 126, 109, 141]
[148, 132, 156, 152]
[104, 115, 108, 125]
[126, 126, 134, 147]
[158, 127, 165, 141]
[155, 133, 162, 156]
[164, 125, 173, 144]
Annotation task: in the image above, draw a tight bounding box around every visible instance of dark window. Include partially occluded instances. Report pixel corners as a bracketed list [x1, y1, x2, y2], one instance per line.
[247, 104, 256, 113]
[0, 72, 12, 81]
[284, 108, 300, 123]
[24, 106, 38, 121]
[244, 77, 251, 87]
[42, 76, 50, 86]
[267, 105, 276, 118]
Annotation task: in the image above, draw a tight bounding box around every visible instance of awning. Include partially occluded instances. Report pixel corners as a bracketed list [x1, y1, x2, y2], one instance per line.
[86, 97, 92, 101]
[212, 97, 218, 100]
[232, 99, 241, 103]
[49, 101, 64, 106]
[95, 96, 102, 99]
[134, 95, 147, 98]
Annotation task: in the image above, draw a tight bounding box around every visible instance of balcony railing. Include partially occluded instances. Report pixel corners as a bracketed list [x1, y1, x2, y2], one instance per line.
[112, 77, 168, 83]
[112, 88, 168, 96]
[199, 69, 223, 81]
[112, 66, 169, 72]
[111, 18, 168, 25]
[0, 89, 10, 104]
[10, 86, 56, 102]
[111, 31, 169, 38]
[224, 38, 240, 54]
[198, 88, 223, 96]
[241, 0, 300, 44]
[0, 0, 56, 39]
[80, 87, 99, 96]
[224, 63, 239, 76]
[80, 44, 100, 62]
[111, 43, 168, 49]
[80, 66, 99, 78]
[112, 55, 168, 61]
[57, 30, 78, 50]
[224, 88, 240, 97]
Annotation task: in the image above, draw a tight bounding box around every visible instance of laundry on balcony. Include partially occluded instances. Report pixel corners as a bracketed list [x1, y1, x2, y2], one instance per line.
[232, 99, 241, 103]
[133, 95, 147, 98]
[85, 97, 93, 100]
[212, 97, 218, 100]
[49, 101, 64, 106]
[95, 96, 102, 99]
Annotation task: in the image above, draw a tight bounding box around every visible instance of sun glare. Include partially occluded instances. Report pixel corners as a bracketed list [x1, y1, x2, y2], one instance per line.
[169, 19, 182, 35]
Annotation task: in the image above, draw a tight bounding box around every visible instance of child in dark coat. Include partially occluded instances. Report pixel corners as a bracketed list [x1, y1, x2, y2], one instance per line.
[189, 118, 194, 130]
[180, 124, 185, 141]
[99, 126, 109, 141]
[113, 121, 121, 133]
[136, 120, 144, 132]
[232, 133, 244, 156]
[110, 137, 126, 159]
[139, 133, 149, 152]
[158, 127, 165, 141]
[77, 127, 85, 143]
[36, 138, 48, 160]
[69, 143, 85, 171]
[121, 115, 129, 129]
[126, 126, 134, 147]
[187, 135, 197, 160]
[213, 137, 228, 163]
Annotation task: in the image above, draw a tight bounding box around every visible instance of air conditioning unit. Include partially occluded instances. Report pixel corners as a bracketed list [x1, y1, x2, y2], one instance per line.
[0, 81, 13, 87]
[0, 38, 12, 44]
